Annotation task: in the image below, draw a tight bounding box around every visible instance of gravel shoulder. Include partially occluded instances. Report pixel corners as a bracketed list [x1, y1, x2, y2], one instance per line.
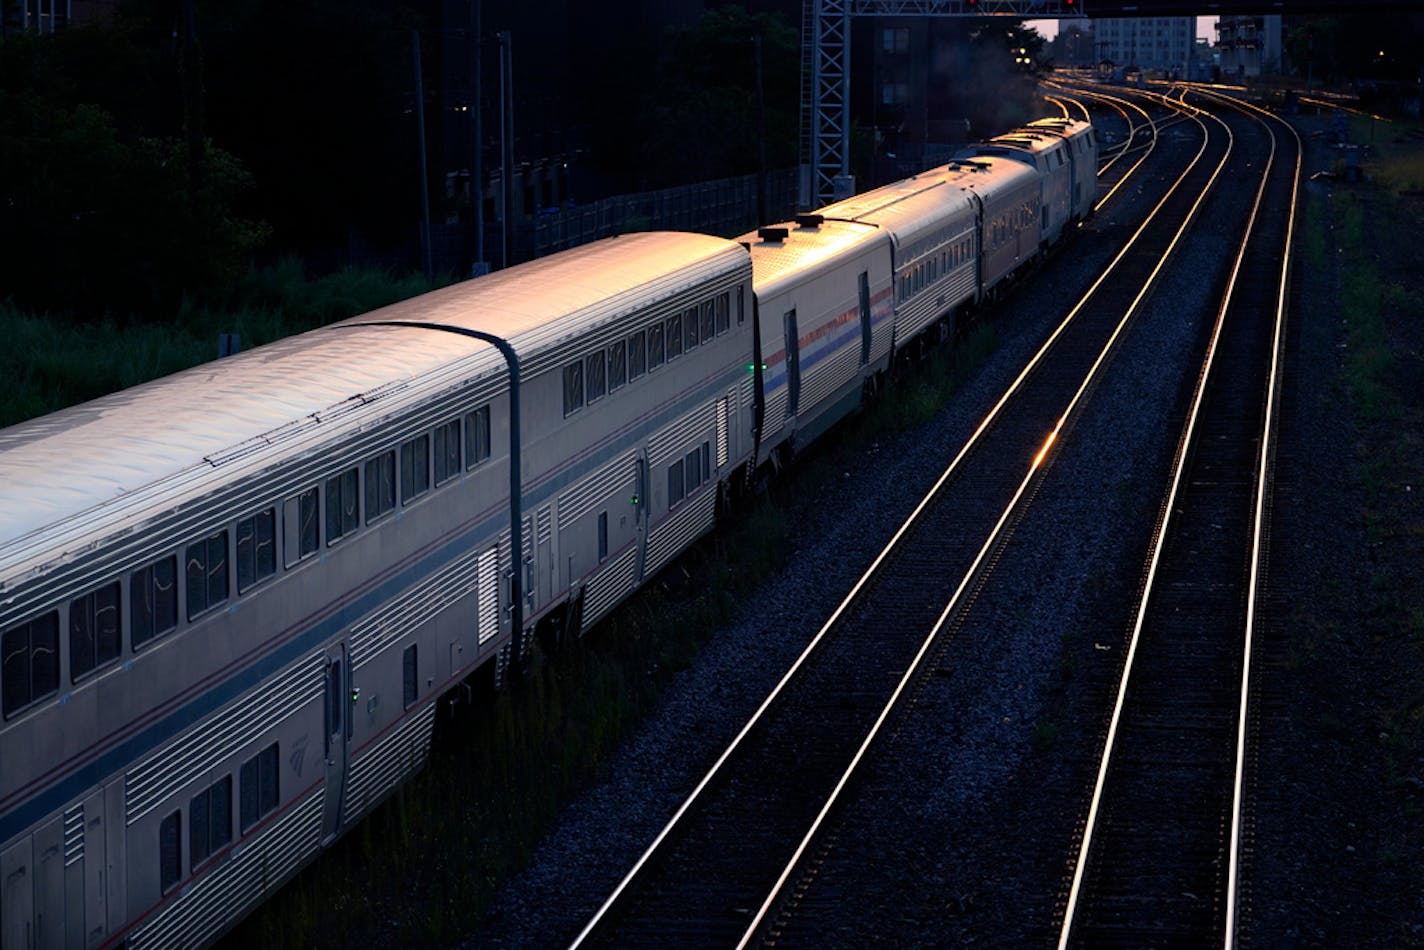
[1243, 113, 1424, 948]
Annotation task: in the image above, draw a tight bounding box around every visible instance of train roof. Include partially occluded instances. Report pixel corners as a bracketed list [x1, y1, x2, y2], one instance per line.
[735, 218, 884, 295]
[0, 231, 747, 577]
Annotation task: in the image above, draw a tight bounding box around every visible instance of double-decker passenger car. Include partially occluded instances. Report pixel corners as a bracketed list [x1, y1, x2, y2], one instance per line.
[0, 231, 752, 949]
[0, 113, 1099, 949]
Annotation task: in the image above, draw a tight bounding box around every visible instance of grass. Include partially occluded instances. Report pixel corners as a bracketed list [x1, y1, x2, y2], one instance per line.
[0, 261, 448, 430]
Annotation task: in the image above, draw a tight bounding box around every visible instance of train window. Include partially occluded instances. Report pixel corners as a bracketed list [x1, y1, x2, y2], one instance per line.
[325, 468, 359, 545]
[627, 331, 647, 380]
[665, 314, 683, 361]
[737, 287, 745, 326]
[70, 581, 121, 682]
[159, 809, 182, 892]
[597, 511, 608, 562]
[239, 742, 280, 833]
[667, 459, 685, 508]
[465, 406, 491, 468]
[716, 294, 730, 335]
[700, 301, 716, 344]
[400, 434, 430, 504]
[647, 323, 665, 369]
[562, 361, 584, 416]
[282, 489, 319, 569]
[237, 508, 277, 593]
[684, 448, 701, 491]
[684, 306, 699, 351]
[186, 530, 229, 621]
[189, 775, 232, 866]
[608, 340, 627, 391]
[434, 419, 461, 486]
[131, 556, 178, 648]
[403, 644, 418, 710]
[365, 452, 395, 523]
[701, 441, 712, 483]
[586, 351, 607, 404]
[2, 610, 58, 718]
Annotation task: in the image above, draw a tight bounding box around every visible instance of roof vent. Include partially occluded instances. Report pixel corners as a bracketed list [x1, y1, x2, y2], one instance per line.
[758, 226, 789, 243]
[794, 213, 824, 229]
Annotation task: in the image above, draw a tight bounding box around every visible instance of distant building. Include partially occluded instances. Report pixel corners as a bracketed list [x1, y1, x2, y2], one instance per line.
[1051, 21, 1096, 68]
[1091, 17, 1195, 74]
[1215, 15, 1284, 78]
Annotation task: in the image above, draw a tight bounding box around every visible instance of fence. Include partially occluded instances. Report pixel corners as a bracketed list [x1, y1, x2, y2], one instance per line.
[532, 168, 800, 258]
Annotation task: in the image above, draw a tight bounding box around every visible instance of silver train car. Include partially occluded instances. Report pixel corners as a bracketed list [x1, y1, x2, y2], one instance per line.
[0, 116, 1097, 949]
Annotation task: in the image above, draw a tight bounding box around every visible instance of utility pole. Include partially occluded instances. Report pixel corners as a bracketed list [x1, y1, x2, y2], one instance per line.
[472, 0, 486, 275]
[755, 32, 767, 225]
[498, 31, 514, 270]
[412, 29, 433, 280]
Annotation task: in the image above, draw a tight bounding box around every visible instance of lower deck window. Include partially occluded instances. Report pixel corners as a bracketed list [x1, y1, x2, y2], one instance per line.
[239, 742, 280, 832]
[190, 776, 232, 865]
[160, 810, 182, 892]
[403, 644, 418, 710]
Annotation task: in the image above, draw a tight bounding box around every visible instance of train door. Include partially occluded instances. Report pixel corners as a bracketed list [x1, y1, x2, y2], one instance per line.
[536, 506, 553, 605]
[857, 271, 872, 368]
[783, 309, 801, 419]
[2, 837, 32, 950]
[75, 790, 105, 948]
[32, 817, 61, 949]
[632, 455, 649, 584]
[321, 643, 348, 842]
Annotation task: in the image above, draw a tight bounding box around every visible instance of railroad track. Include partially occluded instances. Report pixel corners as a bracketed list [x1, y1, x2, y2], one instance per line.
[1055, 90, 1301, 948]
[569, 91, 1230, 950]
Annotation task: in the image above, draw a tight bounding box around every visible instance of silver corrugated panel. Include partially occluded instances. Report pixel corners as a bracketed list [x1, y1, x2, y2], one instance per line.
[764, 391, 788, 434]
[477, 547, 500, 644]
[801, 348, 858, 414]
[578, 547, 639, 634]
[125, 653, 325, 825]
[341, 703, 436, 824]
[716, 397, 729, 468]
[644, 489, 716, 579]
[557, 452, 637, 530]
[127, 788, 324, 950]
[350, 550, 483, 671]
[63, 801, 84, 866]
[648, 403, 717, 467]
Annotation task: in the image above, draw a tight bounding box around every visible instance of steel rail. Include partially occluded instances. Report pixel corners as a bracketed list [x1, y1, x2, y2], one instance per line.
[569, 91, 1210, 950]
[737, 97, 1234, 950]
[1054, 91, 1295, 949]
[1201, 88, 1302, 950]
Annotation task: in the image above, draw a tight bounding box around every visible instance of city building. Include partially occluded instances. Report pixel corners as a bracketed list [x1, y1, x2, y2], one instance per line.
[1215, 15, 1284, 79]
[1091, 16, 1195, 75]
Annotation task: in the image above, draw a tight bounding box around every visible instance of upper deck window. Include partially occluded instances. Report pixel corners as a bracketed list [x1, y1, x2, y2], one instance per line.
[326, 468, 359, 544]
[131, 555, 178, 647]
[465, 406, 491, 468]
[400, 434, 430, 504]
[237, 509, 277, 592]
[434, 419, 461, 486]
[2, 610, 59, 718]
[365, 452, 396, 523]
[70, 582, 121, 681]
[186, 530, 229, 620]
[563, 361, 585, 416]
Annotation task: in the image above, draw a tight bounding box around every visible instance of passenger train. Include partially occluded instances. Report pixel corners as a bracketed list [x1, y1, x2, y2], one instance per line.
[0, 116, 1096, 948]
